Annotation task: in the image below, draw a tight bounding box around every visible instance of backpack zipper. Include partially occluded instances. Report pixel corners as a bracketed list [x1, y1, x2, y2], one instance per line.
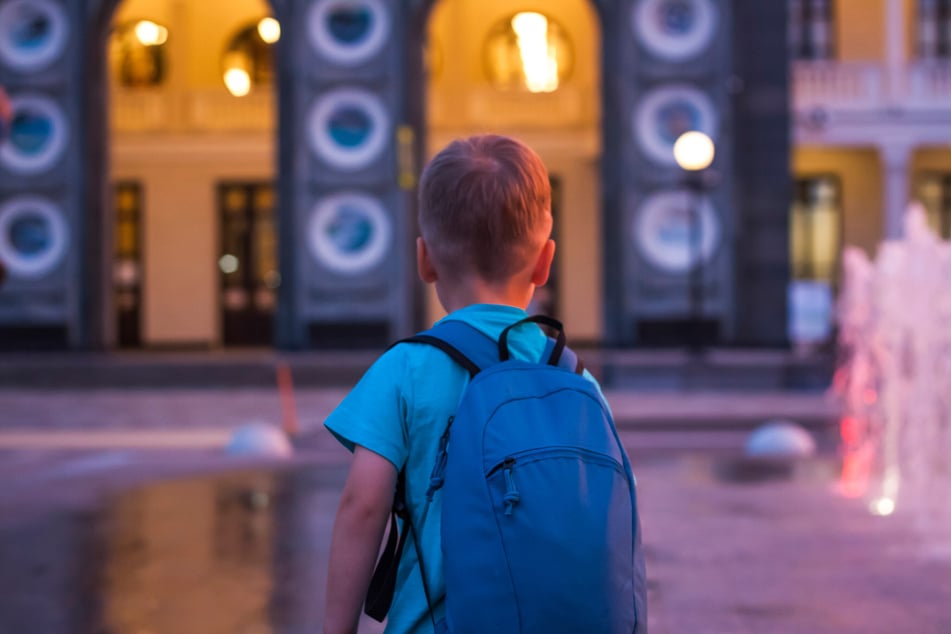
[501, 457, 520, 516]
[426, 415, 454, 500]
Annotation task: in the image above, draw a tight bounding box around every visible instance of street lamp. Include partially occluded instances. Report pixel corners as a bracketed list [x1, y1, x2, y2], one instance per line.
[673, 131, 716, 353]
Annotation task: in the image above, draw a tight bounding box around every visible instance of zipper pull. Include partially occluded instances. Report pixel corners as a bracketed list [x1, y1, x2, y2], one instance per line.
[426, 416, 454, 500]
[502, 457, 520, 516]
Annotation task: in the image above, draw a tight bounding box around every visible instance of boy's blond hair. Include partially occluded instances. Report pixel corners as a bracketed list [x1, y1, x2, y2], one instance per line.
[418, 135, 552, 283]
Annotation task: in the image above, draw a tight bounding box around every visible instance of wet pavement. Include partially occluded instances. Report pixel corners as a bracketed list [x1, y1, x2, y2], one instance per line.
[2, 443, 950, 634]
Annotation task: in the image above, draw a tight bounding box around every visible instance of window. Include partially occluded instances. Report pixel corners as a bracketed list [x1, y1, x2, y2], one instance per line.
[114, 181, 143, 347]
[109, 20, 169, 87]
[789, 0, 835, 60]
[221, 18, 280, 97]
[791, 175, 842, 283]
[918, 0, 951, 59]
[483, 12, 573, 93]
[915, 174, 951, 238]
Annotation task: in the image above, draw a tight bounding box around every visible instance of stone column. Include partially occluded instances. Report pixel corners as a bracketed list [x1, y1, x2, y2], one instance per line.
[881, 144, 911, 239]
[885, 0, 908, 103]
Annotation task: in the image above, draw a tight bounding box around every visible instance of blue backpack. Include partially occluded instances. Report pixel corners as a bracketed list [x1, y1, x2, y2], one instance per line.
[365, 316, 647, 633]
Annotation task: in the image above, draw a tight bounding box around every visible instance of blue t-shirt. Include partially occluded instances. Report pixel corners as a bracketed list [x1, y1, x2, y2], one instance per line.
[324, 304, 601, 634]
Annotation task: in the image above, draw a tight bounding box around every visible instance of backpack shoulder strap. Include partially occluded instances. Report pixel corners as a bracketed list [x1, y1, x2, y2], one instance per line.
[393, 316, 585, 376]
[391, 320, 500, 378]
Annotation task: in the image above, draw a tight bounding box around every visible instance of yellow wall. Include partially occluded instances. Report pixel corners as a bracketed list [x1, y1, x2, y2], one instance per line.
[114, 0, 271, 90]
[836, 0, 887, 61]
[112, 137, 274, 345]
[428, 0, 599, 93]
[794, 148, 883, 257]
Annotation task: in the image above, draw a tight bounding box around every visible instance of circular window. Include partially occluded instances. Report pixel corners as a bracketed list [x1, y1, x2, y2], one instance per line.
[0, 196, 69, 279]
[633, 84, 717, 166]
[221, 18, 278, 97]
[0, 0, 68, 72]
[632, 0, 718, 62]
[307, 88, 390, 171]
[483, 11, 573, 93]
[308, 0, 390, 66]
[308, 193, 391, 275]
[109, 20, 169, 88]
[0, 94, 69, 175]
[632, 191, 720, 274]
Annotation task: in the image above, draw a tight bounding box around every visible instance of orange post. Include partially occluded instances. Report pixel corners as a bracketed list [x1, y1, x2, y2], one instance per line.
[276, 362, 299, 437]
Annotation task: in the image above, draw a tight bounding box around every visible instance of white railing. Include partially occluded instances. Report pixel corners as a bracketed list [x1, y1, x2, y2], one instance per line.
[793, 62, 884, 110]
[794, 60, 951, 112]
[907, 61, 951, 107]
[186, 89, 275, 131]
[429, 85, 596, 130]
[111, 88, 275, 133]
[110, 90, 170, 132]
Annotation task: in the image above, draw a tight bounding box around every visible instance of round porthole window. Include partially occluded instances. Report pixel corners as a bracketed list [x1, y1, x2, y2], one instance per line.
[307, 88, 389, 171]
[308, 192, 391, 275]
[0, 94, 69, 175]
[632, 0, 718, 63]
[633, 84, 716, 167]
[0, 0, 68, 72]
[307, 0, 390, 66]
[0, 196, 69, 279]
[632, 191, 720, 274]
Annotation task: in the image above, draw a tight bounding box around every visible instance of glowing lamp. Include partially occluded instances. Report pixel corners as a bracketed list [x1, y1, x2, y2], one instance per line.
[224, 68, 252, 97]
[258, 17, 281, 44]
[673, 131, 715, 172]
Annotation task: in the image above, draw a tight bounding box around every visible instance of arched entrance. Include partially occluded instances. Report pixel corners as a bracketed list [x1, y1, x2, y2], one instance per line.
[101, 0, 281, 348]
[420, 0, 604, 343]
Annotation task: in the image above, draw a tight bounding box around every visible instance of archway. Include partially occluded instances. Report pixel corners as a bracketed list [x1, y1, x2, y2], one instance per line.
[416, 0, 604, 343]
[98, 0, 283, 348]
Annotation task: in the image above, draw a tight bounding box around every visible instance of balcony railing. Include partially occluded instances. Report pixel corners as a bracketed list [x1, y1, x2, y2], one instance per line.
[793, 62, 884, 110]
[794, 60, 951, 112]
[111, 88, 275, 133]
[907, 61, 951, 106]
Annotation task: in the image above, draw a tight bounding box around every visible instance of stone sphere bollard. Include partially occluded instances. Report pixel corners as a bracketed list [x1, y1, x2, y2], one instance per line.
[226, 422, 293, 458]
[745, 420, 816, 458]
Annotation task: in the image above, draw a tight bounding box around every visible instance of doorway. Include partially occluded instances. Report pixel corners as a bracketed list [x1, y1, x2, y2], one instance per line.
[217, 181, 278, 346]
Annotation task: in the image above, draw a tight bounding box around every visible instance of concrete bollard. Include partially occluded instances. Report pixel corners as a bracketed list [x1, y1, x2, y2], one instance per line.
[745, 420, 816, 459]
[225, 422, 293, 458]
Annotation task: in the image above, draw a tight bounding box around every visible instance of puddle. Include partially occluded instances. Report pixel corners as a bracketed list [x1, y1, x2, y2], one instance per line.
[0, 465, 380, 634]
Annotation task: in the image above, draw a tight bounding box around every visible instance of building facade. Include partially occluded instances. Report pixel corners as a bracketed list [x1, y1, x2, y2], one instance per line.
[790, 0, 951, 343]
[0, 0, 794, 351]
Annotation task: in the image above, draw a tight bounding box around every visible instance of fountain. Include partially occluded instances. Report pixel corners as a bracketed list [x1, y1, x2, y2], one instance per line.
[836, 203, 951, 553]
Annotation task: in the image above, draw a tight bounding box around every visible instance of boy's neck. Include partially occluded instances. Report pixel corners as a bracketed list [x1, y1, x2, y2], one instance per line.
[436, 276, 534, 314]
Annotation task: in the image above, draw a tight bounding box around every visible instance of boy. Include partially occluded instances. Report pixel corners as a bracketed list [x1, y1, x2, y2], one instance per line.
[324, 135, 602, 634]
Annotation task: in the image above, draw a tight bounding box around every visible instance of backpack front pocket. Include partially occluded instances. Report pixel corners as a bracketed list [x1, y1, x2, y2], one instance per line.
[485, 446, 636, 634]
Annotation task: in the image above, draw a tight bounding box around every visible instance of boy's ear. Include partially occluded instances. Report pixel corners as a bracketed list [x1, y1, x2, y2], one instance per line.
[417, 237, 438, 283]
[531, 239, 556, 286]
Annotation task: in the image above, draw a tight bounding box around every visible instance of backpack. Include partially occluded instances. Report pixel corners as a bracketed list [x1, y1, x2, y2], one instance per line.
[365, 315, 648, 634]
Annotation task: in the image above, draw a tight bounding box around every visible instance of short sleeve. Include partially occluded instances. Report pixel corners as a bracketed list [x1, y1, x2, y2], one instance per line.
[324, 346, 411, 470]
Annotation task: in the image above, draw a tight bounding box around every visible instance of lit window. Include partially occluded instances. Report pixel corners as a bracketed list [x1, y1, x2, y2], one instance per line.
[915, 174, 951, 238]
[918, 0, 951, 59]
[109, 20, 169, 87]
[483, 12, 573, 93]
[791, 175, 842, 283]
[222, 19, 278, 97]
[789, 0, 835, 60]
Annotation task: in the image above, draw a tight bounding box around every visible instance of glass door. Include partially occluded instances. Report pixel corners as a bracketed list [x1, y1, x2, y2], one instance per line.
[218, 182, 278, 346]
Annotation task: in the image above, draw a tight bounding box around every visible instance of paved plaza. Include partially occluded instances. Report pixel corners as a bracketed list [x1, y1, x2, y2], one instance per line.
[2, 387, 948, 633]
